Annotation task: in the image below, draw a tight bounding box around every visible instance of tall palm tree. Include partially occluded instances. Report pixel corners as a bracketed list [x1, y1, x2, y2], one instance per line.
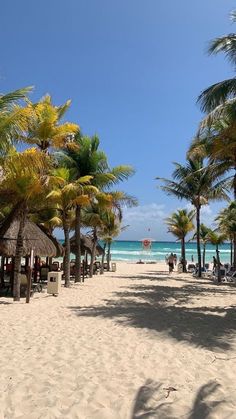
[207, 229, 226, 282]
[198, 11, 236, 113]
[216, 202, 236, 267]
[0, 148, 51, 300]
[61, 134, 134, 281]
[192, 223, 211, 268]
[82, 191, 137, 276]
[98, 210, 124, 271]
[190, 116, 236, 199]
[157, 157, 228, 277]
[165, 209, 195, 272]
[47, 167, 97, 286]
[16, 95, 78, 152]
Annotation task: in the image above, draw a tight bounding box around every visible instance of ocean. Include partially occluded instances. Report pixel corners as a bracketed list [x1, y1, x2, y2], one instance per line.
[107, 241, 232, 264]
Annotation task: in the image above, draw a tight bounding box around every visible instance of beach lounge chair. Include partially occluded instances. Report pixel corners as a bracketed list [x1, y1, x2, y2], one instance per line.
[187, 263, 196, 273]
[212, 267, 227, 283]
[39, 266, 49, 283]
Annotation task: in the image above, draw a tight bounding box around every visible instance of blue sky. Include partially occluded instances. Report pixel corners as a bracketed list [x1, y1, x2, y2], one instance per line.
[1, 0, 235, 240]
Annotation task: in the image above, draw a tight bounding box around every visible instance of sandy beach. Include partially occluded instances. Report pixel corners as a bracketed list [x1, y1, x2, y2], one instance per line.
[1, 261, 236, 418]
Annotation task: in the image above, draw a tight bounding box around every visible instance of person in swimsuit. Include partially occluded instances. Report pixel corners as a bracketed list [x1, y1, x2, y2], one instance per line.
[168, 253, 175, 273]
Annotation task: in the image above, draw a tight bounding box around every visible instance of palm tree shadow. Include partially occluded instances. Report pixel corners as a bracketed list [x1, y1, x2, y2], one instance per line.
[188, 381, 225, 419]
[131, 379, 173, 419]
[69, 282, 236, 350]
[131, 380, 225, 419]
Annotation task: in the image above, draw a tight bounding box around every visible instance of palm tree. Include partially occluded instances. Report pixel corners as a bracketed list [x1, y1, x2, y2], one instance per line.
[98, 210, 125, 271]
[157, 157, 228, 277]
[61, 134, 134, 281]
[207, 229, 226, 282]
[82, 190, 137, 277]
[0, 148, 51, 300]
[192, 223, 211, 268]
[16, 95, 78, 152]
[165, 209, 195, 272]
[0, 87, 33, 153]
[216, 202, 236, 267]
[198, 11, 236, 113]
[190, 116, 236, 199]
[79, 193, 111, 277]
[47, 167, 98, 286]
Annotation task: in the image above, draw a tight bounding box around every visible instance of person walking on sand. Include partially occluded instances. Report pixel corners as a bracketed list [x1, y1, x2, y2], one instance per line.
[168, 253, 175, 273]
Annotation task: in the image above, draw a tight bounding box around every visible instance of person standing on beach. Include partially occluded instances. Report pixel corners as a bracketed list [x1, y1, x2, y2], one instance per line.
[168, 253, 175, 273]
[173, 254, 177, 266]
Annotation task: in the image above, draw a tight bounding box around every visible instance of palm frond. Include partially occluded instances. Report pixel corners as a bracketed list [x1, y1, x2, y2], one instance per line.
[0, 86, 33, 111]
[208, 34, 236, 64]
[197, 78, 236, 113]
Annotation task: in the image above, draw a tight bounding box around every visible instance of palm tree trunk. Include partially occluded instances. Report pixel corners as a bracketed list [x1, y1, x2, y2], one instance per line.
[1, 256, 5, 287]
[234, 232, 236, 270]
[230, 237, 233, 266]
[63, 218, 70, 287]
[100, 242, 106, 274]
[13, 207, 27, 301]
[216, 244, 221, 283]
[181, 237, 186, 273]
[89, 228, 97, 278]
[203, 243, 206, 269]
[75, 205, 81, 282]
[234, 168, 236, 201]
[107, 242, 111, 271]
[196, 205, 202, 278]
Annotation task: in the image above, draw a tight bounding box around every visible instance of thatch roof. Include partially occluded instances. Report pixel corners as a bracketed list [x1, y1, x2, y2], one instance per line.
[69, 234, 104, 256]
[37, 224, 64, 258]
[0, 210, 58, 257]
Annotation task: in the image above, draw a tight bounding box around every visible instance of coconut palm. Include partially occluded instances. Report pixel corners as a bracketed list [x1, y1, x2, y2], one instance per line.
[192, 223, 211, 269]
[198, 11, 236, 113]
[157, 157, 228, 277]
[60, 134, 135, 281]
[98, 211, 125, 271]
[207, 229, 226, 282]
[216, 202, 236, 267]
[165, 209, 195, 272]
[0, 87, 33, 153]
[81, 190, 137, 276]
[16, 95, 78, 152]
[0, 148, 51, 300]
[190, 114, 236, 201]
[47, 167, 98, 286]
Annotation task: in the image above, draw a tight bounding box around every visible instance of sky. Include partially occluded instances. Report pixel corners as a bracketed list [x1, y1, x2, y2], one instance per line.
[1, 0, 235, 240]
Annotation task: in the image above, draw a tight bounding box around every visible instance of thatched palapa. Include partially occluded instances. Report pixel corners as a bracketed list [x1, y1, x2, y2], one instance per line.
[0, 213, 58, 258]
[69, 234, 104, 256]
[37, 224, 64, 257]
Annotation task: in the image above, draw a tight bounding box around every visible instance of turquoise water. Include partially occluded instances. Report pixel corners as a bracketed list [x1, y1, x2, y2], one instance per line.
[107, 241, 231, 263]
[58, 240, 231, 264]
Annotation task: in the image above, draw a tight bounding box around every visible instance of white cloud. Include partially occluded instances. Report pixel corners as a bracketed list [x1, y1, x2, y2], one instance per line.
[119, 203, 168, 240]
[123, 203, 166, 221]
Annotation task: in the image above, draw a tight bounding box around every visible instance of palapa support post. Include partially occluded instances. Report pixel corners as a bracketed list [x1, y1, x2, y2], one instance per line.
[26, 249, 34, 304]
[0, 256, 5, 287]
[82, 259, 85, 282]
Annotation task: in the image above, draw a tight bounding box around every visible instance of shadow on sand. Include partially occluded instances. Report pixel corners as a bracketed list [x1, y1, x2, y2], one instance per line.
[69, 275, 236, 350]
[131, 379, 225, 419]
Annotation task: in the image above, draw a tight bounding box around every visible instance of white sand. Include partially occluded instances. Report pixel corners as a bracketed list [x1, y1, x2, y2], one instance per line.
[1, 261, 236, 418]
